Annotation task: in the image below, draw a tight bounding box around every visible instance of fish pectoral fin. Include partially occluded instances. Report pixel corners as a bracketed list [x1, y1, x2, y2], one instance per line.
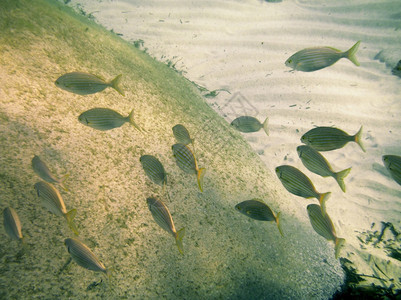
[175, 228, 185, 255]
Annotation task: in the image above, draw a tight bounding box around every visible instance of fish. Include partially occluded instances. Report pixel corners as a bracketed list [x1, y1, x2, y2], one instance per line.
[383, 155, 401, 186]
[301, 126, 365, 152]
[275, 165, 331, 213]
[31, 155, 69, 191]
[3, 207, 24, 242]
[146, 197, 185, 254]
[55, 72, 124, 96]
[172, 124, 194, 146]
[235, 199, 283, 237]
[297, 145, 351, 192]
[139, 155, 168, 188]
[78, 107, 141, 131]
[172, 143, 206, 192]
[230, 116, 269, 136]
[64, 238, 108, 274]
[307, 204, 345, 259]
[34, 181, 79, 235]
[285, 41, 360, 72]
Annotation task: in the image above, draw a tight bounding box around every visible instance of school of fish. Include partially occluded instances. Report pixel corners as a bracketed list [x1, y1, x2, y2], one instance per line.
[3, 36, 401, 287]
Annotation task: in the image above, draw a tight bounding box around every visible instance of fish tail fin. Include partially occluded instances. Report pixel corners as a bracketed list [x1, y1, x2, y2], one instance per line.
[262, 116, 269, 136]
[110, 74, 124, 96]
[319, 192, 331, 214]
[334, 237, 346, 259]
[60, 173, 70, 192]
[346, 41, 360, 66]
[175, 228, 185, 254]
[353, 126, 365, 152]
[66, 209, 79, 236]
[197, 168, 206, 192]
[275, 211, 284, 237]
[334, 167, 352, 193]
[128, 109, 142, 131]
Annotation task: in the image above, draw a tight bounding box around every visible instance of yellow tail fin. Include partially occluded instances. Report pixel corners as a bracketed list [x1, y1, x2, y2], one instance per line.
[334, 237, 346, 259]
[334, 167, 351, 193]
[175, 227, 185, 254]
[354, 126, 365, 152]
[319, 192, 331, 214]
[346, 41, 360, 66]
[110, 74, 124, 96]
[275, 212, 284, 237]
[128, 109, 142, 131]
[65, 209, 79, 236]
[262, 116, 269, 136]
[197, 168, 206, 192]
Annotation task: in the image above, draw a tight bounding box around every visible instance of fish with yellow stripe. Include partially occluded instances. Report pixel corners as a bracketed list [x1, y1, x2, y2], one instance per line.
[55, 72, 124, 96]
[172, 143, 206, 192]
[78, 108, 141, 131]
[230, 116, 269, 136]
[285, 41, 360, 72]
[301, 126, 365, 152]
[307, 204, 345, 259]
[3, 207, 24, 243]
[65, 238, 109, 276]
[297, 145, 351, 192]
[235, 199, 283, 237]
[32, 155, 69, 192]
[34, 181, 79, 235]
[275, 165, 331, 213]
[147, 197, 185, 254]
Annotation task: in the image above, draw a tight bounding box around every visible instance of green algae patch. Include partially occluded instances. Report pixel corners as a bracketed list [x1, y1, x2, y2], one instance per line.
[0, 0, 344, 299]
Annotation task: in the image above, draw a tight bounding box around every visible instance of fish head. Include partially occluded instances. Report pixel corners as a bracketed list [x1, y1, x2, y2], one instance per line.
[285, 57, 296, 69]
[300, 134, 310, 144]
[382, 155, 389, 167]
[275, 167, 282, 178]
[234, 203, 242, 212]
[296, 146, 303, 157]
[78, 114, 89, 125]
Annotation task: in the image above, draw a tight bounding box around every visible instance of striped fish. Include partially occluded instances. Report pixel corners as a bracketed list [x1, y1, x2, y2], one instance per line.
[140, 155, 167, 187]
[383, 155, 401, 186]
[34, 181, 79, 235]
[285, 41, 360, 72]
[3, 207, 24, 242]
[147, 197, 185, 254]
[275, 165, 331, 213]
[231, 116, 269, 136]
[297, 145, 351, 192]
[172, 124, 194, 146]
[307, 204, 345, 259]
[32, 155, 69, 191]
[65, 238, 108, 274]
[55, 72, 124, 96]
[235, 199, 283, 237]
[78, 107, 141, 131]
[172, 143, 206, 192]
[301, 126, 365, 152]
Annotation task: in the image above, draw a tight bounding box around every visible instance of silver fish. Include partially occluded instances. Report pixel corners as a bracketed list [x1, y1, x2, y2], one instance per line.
[297, 145, 351, 192]
[78, 108, 140, 131]
[3, 207, 23, 242]
[147, 197, 185, 254]
[301, 126, 365, 152]
[307, 204, 345, 259]
[172, 143, 206, 192]
[275, 165, 331, 213]
[34, 181, 79, 235]
[140, 155, 167, 187]
[231, 116, 269, 136]
[65, 238, 108, 274]
[383, 155, 401, 186]
[55, 72, 124, 95]
[235, 199, 283, 237]
[285, 41, 360, 72]
[32, 155, 68, 191]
